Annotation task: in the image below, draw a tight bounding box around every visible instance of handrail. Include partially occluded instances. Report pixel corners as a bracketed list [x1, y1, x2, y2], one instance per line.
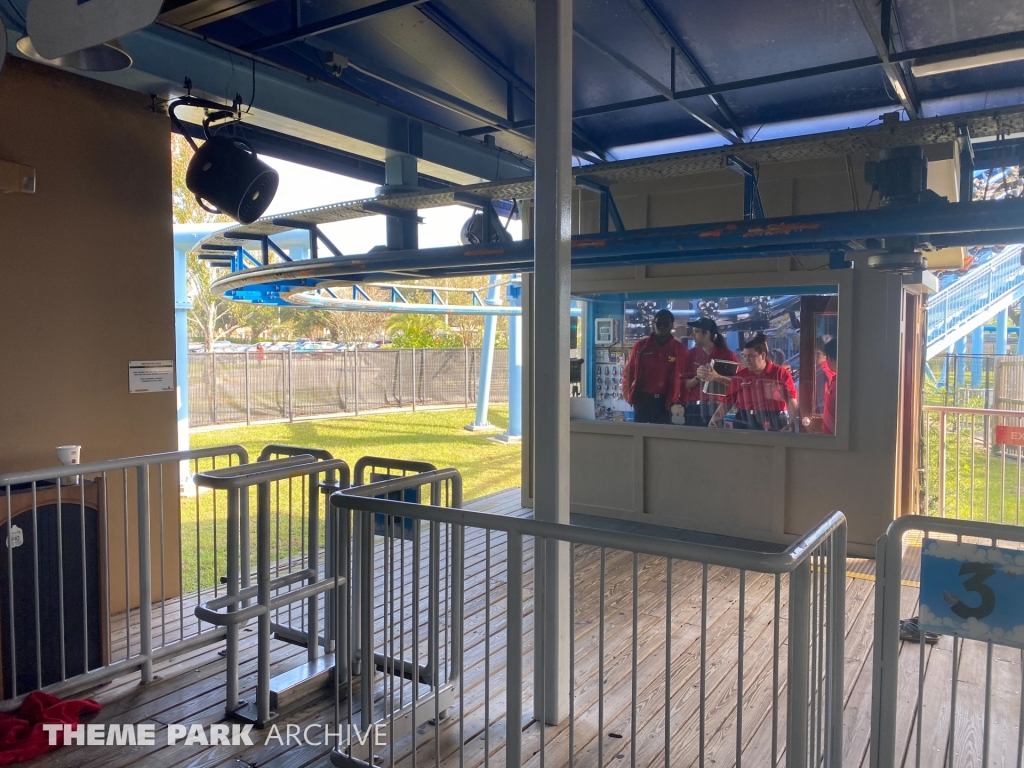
[352, 456, 438, 486]
[922, 405, 1024, 416]
[0, 445, 249, 486]
[332, 480, 845, 574]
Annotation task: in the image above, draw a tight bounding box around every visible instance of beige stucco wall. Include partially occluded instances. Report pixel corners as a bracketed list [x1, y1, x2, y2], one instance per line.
[0, 58, 179, 610]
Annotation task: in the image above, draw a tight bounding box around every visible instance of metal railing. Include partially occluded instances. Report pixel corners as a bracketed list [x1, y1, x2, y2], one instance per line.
[329, 478, 847, 768]
[926, 245, 1024, 358]
[192, 453, 349, 726]
[870, 515, 1024, 768]
[926, 353, 1024, 410]
[0, 446, 248, 702]
[189, 347, 510, 427]
[921, 406, 1024, 522]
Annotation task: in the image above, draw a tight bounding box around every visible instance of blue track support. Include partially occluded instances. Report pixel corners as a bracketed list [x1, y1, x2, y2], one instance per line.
[955, 337, 968, 386]
[470, 275, 502, 429]
[506, 277, 523, 438]
[997, 309, 1009, 355]
[971, 325, 984, 385]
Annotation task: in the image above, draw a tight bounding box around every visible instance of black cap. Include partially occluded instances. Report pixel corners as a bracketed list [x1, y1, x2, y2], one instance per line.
[653, 309, 675, 326]
[687, 316, 720, 335]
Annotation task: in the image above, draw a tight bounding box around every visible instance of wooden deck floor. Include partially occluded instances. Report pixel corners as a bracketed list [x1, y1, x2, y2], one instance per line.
[20, 493, 1014, 768]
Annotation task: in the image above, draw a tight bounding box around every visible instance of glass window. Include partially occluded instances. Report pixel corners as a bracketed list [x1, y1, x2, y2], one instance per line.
[573, 288, 839, 435]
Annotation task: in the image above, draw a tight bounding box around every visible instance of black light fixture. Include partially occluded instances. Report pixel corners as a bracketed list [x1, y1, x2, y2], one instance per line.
[169, 97, 279, 225]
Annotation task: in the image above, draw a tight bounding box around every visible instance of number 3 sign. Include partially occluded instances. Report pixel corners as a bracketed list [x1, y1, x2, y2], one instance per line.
[919, 538, 1024, 648]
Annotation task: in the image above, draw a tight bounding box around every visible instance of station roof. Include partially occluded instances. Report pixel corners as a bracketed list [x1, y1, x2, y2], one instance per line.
[154, 0, 1024, 163]
[3, 0, 1024, 178]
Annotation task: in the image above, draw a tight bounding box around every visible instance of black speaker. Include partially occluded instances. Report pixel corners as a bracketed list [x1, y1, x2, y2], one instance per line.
[185, 136, 279, 225]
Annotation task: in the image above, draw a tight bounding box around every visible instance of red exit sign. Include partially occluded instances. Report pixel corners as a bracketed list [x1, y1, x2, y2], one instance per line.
[996, 425, 1024, 446]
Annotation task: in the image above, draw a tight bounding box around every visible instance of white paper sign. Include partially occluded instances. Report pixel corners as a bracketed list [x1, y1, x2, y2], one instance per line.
[129, 360, 174, 394]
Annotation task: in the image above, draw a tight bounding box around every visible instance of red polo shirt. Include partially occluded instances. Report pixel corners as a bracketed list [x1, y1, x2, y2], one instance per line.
[622, 335, 688, 406]
[683, 345, 739, 404]
[723, 361, 797, 412]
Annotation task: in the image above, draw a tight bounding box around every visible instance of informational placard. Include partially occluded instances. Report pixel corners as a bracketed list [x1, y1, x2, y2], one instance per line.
[129, 360, 174, 394]
[919, 538, 1024, 648]
[995, 425, 1024, 446]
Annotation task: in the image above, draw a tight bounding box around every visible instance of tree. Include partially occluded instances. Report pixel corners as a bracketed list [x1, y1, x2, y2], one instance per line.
[186, 251, 242, 348]
[386, 314, 462, 348]
[171, 134, 229, 226]
[321, 310, 389, 344]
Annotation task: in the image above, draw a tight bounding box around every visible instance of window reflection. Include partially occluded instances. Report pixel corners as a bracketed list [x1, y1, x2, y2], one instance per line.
[576, 290, 838, 435]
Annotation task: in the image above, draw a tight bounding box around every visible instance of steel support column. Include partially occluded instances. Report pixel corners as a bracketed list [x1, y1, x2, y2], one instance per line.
[533, 0, 572, 726]
[971, 325, 985, 386]
[506, 277, 523, 439]
[997, 308, 1009, 355]
[467, 275, 502, 430]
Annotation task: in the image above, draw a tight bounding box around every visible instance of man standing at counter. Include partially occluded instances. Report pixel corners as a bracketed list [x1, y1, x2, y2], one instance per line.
[622, 309, 688, 424]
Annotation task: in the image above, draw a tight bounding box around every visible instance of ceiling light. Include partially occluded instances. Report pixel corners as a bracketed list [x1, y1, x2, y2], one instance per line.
[169, 97, 279, 225]
[912, 46, 1024, 78]
[16, 35, 132, 72]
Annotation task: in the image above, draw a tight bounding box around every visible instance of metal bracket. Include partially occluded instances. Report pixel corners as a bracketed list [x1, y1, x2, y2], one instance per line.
[726, 156, 766, 220]
[829, 249, 854, 270]
[271, 219, 344, 258]
[576, 176, 626, 232]
[958, 125, 975, 205]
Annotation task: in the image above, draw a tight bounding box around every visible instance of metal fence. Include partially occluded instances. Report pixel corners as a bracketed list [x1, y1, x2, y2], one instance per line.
[871, 515, 1024, 768]
[330, 479, 847, 768]
[921, 405, 1024, 523]
[924, 353, 1024, 408]
[189, 348, 510, 427]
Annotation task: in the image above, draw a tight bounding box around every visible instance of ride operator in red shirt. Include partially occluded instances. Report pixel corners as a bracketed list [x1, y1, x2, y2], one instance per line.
[708, 333, 800, 431]
[622, 309, 688, 424]
[682, 316, 738, 427]
[822, 337, 838, 435]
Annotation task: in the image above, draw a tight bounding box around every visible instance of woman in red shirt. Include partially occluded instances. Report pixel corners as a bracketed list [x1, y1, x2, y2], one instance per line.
[682, 317, 737, 426]
[708, 333, 800, 431]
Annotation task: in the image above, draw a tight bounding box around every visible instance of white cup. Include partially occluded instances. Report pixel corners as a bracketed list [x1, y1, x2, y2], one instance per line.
[56, 445, 81, 484]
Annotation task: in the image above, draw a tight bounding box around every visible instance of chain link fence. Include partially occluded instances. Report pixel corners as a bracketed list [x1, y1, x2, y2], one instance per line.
[188, 348, 509, 427]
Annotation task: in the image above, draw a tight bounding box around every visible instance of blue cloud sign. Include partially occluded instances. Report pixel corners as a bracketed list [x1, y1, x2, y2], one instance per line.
[919, 538, 1024, 648]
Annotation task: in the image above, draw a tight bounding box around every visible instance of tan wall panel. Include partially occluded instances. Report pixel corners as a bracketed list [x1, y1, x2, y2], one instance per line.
[0, 59, 179, 609]
[643, 437, 776, 536]
[569, 432, 634, 512]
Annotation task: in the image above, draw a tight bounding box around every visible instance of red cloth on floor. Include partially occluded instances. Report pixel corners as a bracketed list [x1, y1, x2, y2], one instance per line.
[0, 691, 101, 764]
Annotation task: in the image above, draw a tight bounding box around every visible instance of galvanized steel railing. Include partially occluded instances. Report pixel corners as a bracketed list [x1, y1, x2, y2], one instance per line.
[329, 477, 847, 768]
[870, 515, 1024, 768]
[921, 405, 1024, 523]
[0, 446, 248, 703]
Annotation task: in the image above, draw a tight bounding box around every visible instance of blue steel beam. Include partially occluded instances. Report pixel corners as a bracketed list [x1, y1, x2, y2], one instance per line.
[243, 0, 429, 52]
[622, 0, 743, 138]
[416, 2, 608, 160]
[21, 23, 529, 185]
[210, 197, 1024, 294]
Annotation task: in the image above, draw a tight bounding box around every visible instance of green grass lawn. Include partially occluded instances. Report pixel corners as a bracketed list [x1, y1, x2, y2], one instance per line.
[180, 407, 519, 593]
